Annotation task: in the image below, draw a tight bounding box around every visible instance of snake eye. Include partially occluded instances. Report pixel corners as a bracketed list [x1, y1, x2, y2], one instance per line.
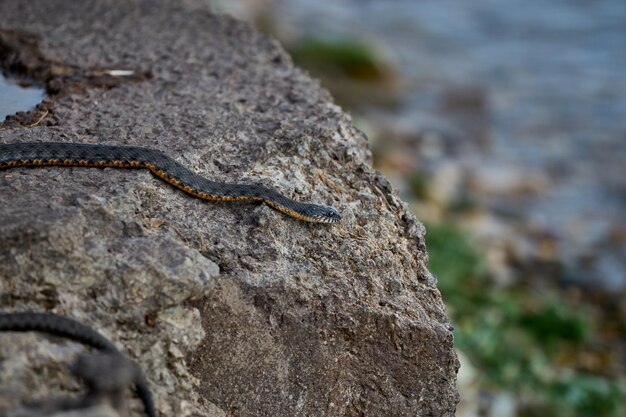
[303, 204, 340, 223]
[325, 207, 341, 222]
[315, 205, 341, 223]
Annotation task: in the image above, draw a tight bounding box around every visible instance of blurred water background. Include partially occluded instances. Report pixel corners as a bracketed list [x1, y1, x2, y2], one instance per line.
[209, 0, 626, 416]
[0, 73, 44, 120]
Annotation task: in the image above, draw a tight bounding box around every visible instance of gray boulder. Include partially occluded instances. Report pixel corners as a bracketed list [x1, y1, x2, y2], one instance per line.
[0, 1, 458, 416]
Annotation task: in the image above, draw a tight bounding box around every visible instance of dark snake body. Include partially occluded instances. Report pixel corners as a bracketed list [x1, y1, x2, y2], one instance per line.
[0, 142, 341, 223]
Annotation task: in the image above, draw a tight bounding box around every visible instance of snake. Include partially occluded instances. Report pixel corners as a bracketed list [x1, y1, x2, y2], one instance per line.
[0, 142, 341, 223]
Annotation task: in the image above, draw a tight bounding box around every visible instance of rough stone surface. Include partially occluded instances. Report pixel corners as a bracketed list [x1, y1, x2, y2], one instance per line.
[0, 1, 459, 416]
[13, 405, 122, 417]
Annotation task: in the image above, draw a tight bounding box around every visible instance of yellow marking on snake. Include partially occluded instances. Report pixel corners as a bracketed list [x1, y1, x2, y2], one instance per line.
[0, 142, 342, 223]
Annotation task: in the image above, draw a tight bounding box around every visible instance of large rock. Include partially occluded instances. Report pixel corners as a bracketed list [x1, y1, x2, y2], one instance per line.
[0, 1, 458, 416]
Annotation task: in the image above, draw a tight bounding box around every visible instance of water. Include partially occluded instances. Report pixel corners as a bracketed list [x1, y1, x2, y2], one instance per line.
[0, 73, 45, 120]
[251, 0, 626, 290]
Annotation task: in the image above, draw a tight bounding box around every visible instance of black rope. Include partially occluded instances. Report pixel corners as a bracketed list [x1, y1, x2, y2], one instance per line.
[0, 311, 156, 417]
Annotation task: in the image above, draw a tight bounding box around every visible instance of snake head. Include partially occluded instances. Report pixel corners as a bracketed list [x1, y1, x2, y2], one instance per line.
[304, 204, 342, 223]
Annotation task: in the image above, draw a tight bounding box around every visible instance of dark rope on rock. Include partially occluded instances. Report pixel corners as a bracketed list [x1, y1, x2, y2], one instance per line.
[0, 311, 156, 417]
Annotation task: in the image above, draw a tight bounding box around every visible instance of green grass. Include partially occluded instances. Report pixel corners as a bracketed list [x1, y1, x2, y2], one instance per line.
[425, 223, 626, 417]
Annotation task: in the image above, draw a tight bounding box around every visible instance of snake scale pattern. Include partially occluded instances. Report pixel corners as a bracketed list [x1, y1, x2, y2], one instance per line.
[0, 142, 341, 223]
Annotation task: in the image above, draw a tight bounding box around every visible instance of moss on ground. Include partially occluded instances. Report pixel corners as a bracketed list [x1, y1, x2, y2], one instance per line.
[426, 223, 626, 417]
